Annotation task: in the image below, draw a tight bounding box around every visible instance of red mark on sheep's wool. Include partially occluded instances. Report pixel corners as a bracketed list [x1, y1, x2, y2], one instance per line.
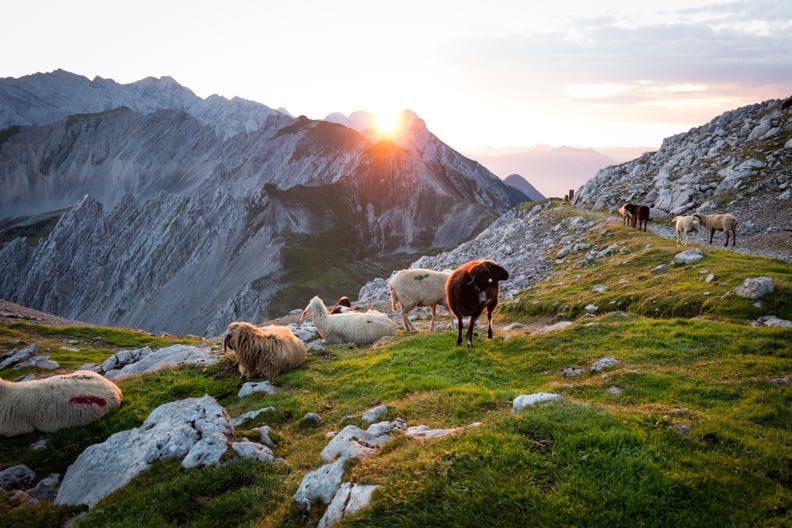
[69, 395, 108, 407]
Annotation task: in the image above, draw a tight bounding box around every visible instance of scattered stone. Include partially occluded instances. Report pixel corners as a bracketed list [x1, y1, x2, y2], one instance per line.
[606, 386, 624, 395]
[590, 356, 619, 372]
[735, 277, 775, 299]
[585, 304, 598, 314]
[534, 321, 573, 333]
[512, 393, 564, 412]
[0, 344, 38, 369]
[232, 407, 276, 427]
[28, 473, 61, 501]
[294, 457, 348, 510]
[361, 405, 388, 424]
[320, 420, 406, 462]
[256, 426, 277, 449]
[673, 424, 692, 435]
[650, 264, 668, 273]
[405, 425, 461, 440]
[705, 273, 715, 283]
[592, 284, 607, 293]
[562, 367, 584, 377]
[238, 381, 276, 398]
[302, 412, 323, 425]
[673, 249, 704, 265]
[318, 482, 380, 528]
[0, 465, 36, 490]
[104, 344, 218, 379]
[754, 315, 792, 328]
[231, 440, 281, 464]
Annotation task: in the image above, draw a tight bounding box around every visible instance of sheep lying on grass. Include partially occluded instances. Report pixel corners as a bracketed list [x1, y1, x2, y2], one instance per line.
[445, 259, 509, 348]
[674, 215, 700, 246]
[389, 268, 452, 332]
[0, 370, 122, 437]
[300, 296, 396, 345]
[223, 321, 307, 380]
[693, 213, 738, 247]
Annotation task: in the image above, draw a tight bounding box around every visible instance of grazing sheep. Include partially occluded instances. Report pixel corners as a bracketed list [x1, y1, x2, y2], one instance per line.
[445, 260, 509, 348]
[388, 268, 452, 332]
[625, 203, 650, 231]
[329, 296, 353, 314]
[300, 296, 396, 345]
[674, 215, 700, 246]
[618, 204, 635, 226]
[693, 213, 738, 246]
[223, 321, 307, 380]
[0, 371, 122, 437]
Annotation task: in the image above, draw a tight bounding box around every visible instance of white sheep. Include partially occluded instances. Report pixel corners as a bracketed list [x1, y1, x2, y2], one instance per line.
[300, 296, 396, 345]
[388, 268, 452, 332]
[0, 370, 123, 437]
[693, 213, 738, 247]
[674, 215, 700, 246]
[223, 321, 307, 380]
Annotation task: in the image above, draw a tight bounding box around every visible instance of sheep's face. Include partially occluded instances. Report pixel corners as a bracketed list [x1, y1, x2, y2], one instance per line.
[471, 261, 509, 290]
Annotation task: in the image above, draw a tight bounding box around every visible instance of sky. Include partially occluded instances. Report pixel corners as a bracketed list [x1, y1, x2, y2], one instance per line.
[3, 0, 791, 151]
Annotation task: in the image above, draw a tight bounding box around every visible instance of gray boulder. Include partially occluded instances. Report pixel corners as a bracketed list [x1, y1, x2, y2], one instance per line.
[318, 482, 380, 528]
[55, 395, 233, 507]
[735, 277, 775, 299]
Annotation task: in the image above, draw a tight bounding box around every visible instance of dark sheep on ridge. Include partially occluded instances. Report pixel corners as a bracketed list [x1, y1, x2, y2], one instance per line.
[445, 259, 509, 348]
[329, 296, 353, 314]
[624, 203, 650, 231]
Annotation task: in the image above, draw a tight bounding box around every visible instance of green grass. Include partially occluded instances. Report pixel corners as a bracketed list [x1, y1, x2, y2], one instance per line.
[1, 213, 791, 527]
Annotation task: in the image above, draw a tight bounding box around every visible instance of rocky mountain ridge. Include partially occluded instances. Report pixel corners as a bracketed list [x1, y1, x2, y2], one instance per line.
[0, 71, 525, 336]
[573, 98, 792, 252]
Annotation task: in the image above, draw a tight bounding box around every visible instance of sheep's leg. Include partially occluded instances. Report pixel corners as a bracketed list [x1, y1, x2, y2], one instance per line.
[709, 229, 715, 244]
[429, 305, 437, 331]
[401, 309, 415, 332]
[456, 316, 464, 346]
[466, 318, 476, 349]
[731, 226, 736, 246]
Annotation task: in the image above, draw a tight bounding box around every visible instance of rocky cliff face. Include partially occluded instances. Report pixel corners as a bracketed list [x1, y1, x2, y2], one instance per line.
[0, 71, 525, 336]
[573, 99, 792, 247]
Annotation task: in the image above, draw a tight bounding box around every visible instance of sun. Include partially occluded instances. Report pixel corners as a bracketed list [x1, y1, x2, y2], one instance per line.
[374, 110, 402, 137]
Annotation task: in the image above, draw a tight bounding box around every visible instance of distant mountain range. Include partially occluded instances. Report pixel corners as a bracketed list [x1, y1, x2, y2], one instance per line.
[463, 144, 655, 199]
[0, 70, 527, 335]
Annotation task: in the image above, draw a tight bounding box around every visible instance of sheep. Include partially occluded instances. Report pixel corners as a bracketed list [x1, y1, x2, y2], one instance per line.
[624, 203, 650, 231]
[693, 213, 738, 246]
[0, 370, 123, 437]
[674, 215, 700, 246]
[388, 268, 452, 332]
[300, 295, 396, 345]
[445, 259, 509, 348]
[329, 296, 353, 314]
[223, 321, 307, 380]
[618, 204, 635, 226]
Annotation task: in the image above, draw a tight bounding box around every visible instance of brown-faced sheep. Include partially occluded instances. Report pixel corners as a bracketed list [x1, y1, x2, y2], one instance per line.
[0, 370, 123, 437]
[625, 203, 650, 231]
[618, 204, 635, 226]
[329, 296, 353, 314]
[389, 268, 452, 332]
[693, 213, 738, 246]
[674, 214, 700, 246]
[223, 322, 307, 380]
[300, 296, 396, 345]
[445, 259, 509, 348]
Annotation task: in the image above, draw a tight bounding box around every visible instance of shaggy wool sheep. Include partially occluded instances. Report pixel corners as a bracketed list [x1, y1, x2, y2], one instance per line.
[388, 268, 452, 332]
[674, 215, 700, 246]
[223, 322, 307, 380]
[300, 296, 396, 345]
[0, 370, 122, 437]
[693, 213, 738, 246]
[445, 259, 509, 348]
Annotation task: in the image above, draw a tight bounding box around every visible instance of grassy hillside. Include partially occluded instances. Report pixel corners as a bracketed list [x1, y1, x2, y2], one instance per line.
[1, 210, 790, 528]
